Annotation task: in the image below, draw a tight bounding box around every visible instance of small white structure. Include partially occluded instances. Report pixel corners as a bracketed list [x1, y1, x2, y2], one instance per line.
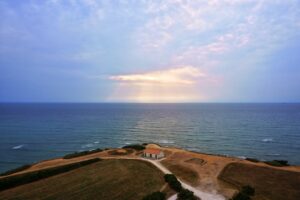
[143, 148, 165, 159]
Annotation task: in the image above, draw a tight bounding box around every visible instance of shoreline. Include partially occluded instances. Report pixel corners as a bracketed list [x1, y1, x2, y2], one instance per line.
[1, 143, 299, 177]
[1, 143, 300, 200]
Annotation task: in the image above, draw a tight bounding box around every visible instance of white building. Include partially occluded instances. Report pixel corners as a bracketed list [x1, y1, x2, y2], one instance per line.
[143, 148, 165, 159]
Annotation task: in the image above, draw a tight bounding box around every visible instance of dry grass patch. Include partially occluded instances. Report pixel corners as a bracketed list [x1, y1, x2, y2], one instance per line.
[219, 162, 300, 200]
[185, 158, 206, 166]
[0, 159, 165, 200]
[161, 160, 199, 186]
[107, 148, 134, 156]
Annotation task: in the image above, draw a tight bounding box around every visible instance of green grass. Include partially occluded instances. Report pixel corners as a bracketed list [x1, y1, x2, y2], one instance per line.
[0, 159, 165, 200]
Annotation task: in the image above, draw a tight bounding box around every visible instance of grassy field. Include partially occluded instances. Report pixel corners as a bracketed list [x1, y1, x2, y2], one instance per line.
[0, 159, 165, 200]
[161, 159, 199, 185]
[219, 162, 300, 200]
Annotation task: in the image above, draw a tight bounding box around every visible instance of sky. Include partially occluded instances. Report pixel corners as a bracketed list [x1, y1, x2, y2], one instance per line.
[0, 0, 300, 103]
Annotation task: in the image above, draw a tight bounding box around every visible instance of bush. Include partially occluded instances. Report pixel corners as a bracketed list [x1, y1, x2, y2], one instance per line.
[178, 189, 197, 200]
[245, 158, 259, 163]
[231, 185, 255, 200]
[143, 191, 166, 200]
[63, 148, 103, 159]
[122, 144, 145, 151]
[264, 160, 289, 167]
[164, 174, 182, 192]
[0, 158, 101, 191]
[241, 185, 255, 196]
[0, 164, 32, 176]
[274, 160, 289, 166]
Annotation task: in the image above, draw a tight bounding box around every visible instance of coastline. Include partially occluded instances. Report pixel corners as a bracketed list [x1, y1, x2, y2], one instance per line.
[1, 143, 299, 177]
[1, 143, 300, 200]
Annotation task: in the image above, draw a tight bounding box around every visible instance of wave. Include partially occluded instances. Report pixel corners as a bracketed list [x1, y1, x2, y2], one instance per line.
[94, 141, 99, 144]
[157, 140, 175, 144]
[81, 143, 94, 148]
[262, 138, 273, 142]
[12, 145, 24, 150]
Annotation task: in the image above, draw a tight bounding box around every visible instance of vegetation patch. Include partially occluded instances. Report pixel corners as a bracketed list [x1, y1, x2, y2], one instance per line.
[63, 148, 103, 159]
[164, 174, 182, 192]
[0, 159, 165, 200]
[264, 160, 289, 167]
[164, 174, 198, 200]
[161, 160, 199, 185]
[143, 191, 166, 200]
[122, 144, 145, 150]
[245, 158, 259, 163]
[231, 185, 255, 200]
[0, 164, 32, 176]
[0, 158, 101, 191]
[178, 189, 198, 200]
[219, 162, 300, 200]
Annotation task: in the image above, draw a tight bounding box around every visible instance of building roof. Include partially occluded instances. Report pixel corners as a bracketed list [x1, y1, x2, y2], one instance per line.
[144, 148, 161, 155]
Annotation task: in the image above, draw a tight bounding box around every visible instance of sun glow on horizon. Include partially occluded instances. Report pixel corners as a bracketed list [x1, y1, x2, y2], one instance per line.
[107, 66, 209, 102]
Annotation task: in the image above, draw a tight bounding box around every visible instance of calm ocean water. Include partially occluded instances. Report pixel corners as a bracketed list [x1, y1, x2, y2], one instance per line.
[0, 103, 300, 172]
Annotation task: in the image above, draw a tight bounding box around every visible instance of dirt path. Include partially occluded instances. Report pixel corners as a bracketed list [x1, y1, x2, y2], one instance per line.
[141, 158, 225, 200]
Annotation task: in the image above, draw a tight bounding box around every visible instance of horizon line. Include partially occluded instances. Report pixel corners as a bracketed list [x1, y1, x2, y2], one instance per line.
[0, 101, 299, 104]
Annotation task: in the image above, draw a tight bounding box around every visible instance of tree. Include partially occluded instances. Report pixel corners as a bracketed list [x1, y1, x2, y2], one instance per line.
[164, 174, 182, 192]
[178, 189, 197, 200]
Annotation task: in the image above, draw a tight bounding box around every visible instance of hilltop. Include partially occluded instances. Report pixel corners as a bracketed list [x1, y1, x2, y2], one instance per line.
[0, 144, 300, 200]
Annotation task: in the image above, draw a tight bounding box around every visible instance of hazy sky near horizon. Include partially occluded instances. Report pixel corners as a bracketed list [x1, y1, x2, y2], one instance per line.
[1, 0, 300, 102]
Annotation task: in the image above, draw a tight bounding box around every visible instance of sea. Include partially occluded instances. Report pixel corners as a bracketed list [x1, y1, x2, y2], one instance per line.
[0, 103, 300, 173]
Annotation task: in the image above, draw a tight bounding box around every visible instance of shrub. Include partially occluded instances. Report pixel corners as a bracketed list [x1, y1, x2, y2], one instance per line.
[0, 164, 32, 176]
[274, 160, 289, 166]
[143, 191, 166, 200]
[63, 148, 103, 159]
[122, 144, 145, 151]
[245, 158, 259, 163]
[178, 189, 197, 200]
[264, 160, 289, 167]
[241, 185, 255, 196]
[164, 174, 182, 192]
[231, 185, 255, 200]
[0, 158, 101, 191]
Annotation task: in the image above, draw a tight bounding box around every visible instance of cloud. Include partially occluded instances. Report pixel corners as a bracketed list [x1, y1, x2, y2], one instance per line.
[1, 0, 300, 102]
[107, 66, 211, 102]
[109, 66, 205, 85]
